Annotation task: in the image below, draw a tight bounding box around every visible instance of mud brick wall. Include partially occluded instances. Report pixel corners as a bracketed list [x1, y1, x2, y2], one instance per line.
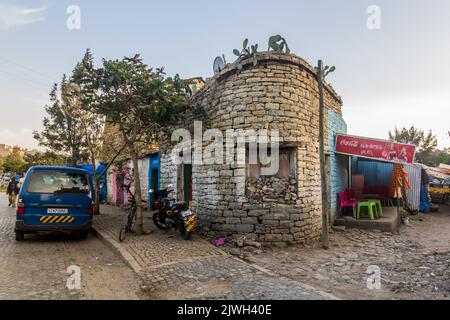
[160, 52, 343, 246]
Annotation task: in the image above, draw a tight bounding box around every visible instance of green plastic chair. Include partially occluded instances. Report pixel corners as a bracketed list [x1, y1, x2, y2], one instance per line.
[368, 199, 383, 218]
[357, 201, 378, 220]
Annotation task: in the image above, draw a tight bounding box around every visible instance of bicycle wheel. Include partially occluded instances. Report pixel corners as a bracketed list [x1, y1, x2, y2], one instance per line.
[130, 208, 137, 232]
[119, 225, 127, 242]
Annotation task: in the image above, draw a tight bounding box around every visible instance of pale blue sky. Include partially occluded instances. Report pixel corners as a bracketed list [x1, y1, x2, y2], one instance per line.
[1, 0, 449, 149]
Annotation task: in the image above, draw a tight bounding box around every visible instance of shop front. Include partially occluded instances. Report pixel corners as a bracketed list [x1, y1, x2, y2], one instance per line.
[333, 134, 419, 232]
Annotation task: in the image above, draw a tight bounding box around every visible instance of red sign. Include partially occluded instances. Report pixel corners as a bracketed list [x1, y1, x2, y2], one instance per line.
[335, 134, 416, 164]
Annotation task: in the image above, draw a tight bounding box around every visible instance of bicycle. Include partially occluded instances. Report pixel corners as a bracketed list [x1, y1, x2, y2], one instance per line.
[118, 184, 137, 242]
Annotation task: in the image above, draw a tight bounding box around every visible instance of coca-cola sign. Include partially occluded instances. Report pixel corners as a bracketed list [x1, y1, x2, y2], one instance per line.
[335, 134, 416, 164]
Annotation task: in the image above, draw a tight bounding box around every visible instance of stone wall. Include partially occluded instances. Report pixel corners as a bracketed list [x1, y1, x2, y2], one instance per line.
[246, 176, 298, 205]
[160, 52, 343, 246]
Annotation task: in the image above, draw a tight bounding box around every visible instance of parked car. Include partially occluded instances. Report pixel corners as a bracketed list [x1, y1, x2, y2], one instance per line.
[15, 166, 94, 241]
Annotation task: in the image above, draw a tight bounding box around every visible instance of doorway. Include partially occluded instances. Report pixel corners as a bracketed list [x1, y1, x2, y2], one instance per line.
[148, 153, 160, 209]
[183, 164, 192, 207]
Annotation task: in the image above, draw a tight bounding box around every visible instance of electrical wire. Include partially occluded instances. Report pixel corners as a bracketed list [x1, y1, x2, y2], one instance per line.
[0, 69, 51, 90]
[0, 56, 57, 82]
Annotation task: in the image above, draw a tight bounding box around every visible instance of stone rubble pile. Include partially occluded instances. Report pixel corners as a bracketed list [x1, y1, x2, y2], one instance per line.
[246, 176, 298, 204]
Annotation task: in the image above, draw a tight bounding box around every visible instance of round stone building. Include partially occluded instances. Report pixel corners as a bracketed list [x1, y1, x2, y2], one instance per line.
[160, 52, 345, 246]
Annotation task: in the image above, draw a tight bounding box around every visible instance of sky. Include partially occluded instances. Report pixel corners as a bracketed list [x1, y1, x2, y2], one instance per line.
[0, 0, 449, 150]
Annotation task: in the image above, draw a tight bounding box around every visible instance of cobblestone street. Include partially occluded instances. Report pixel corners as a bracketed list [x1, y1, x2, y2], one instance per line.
[0, 195, 142, 300]
[94, 205, 336, 300]
[0, 196, 336, 300]
[3, 191, 448, 300]
[247, 205, 450, 300]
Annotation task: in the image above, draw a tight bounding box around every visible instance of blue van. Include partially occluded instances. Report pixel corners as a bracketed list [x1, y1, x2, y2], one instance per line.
[15, 166, 94, 241]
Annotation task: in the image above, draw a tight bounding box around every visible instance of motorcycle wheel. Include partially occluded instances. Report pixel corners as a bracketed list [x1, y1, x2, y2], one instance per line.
[119, 225, 127, 242]
[152, 212, 170, 231]
[179, 227, 192, 240]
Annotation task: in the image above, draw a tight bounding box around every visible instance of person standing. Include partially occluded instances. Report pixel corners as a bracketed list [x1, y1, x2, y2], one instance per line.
[6, 177, 19, 207]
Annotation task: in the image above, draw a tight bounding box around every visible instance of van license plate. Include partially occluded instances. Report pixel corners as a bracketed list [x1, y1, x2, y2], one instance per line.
[47, 208, 69, 214]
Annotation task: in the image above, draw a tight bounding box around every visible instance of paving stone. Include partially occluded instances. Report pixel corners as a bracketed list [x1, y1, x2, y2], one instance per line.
[0, 196, 141, 300]
[94, 204, 336, 300]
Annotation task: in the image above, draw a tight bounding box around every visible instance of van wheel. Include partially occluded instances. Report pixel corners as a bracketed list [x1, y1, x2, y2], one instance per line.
[15, 231, 25, 241]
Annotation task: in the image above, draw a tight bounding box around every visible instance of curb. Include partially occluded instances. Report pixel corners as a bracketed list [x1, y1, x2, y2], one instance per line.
[92, 224, 339, 300]
[91, 226, 142, 273]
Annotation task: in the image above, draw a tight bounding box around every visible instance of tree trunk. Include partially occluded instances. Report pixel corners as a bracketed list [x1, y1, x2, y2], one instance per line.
[129, 145, 144, 235]
[93, 177, 101, 215]
[317, 60, 330, 249]
[90, 154, 101, 215]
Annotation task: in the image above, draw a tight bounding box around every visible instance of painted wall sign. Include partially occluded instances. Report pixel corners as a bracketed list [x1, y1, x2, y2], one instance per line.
[335, 134, 416, 164]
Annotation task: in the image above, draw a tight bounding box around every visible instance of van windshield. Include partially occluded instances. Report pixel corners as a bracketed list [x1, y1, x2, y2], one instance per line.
[27, 170, 90, 195]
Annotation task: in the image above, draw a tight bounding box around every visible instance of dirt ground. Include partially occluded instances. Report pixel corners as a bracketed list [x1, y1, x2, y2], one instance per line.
[402, 205, 450, 252]
[243, 204, 450, 300]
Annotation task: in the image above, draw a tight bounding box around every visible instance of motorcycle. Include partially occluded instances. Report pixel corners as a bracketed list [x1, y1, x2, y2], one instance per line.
[152, 185, 198, 240]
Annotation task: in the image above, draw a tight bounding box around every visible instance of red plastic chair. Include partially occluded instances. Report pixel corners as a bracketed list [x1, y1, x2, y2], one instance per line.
[338, 191, 358, 218]
[345, 188, 356, 199]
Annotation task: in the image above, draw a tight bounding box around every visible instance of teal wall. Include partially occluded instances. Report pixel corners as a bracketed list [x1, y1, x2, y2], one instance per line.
[328, 109, 348, 215]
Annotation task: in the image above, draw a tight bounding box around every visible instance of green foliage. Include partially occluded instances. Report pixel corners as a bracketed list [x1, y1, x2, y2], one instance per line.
[268, 35, 290, 54]
[389, 126, 439, 166]
[432, 149, 450, 166]
[2, 149, 67, 175]
[33, 77, 88, 165]
[315, 64, 336, 79]
[84, 54, 188, 230]
[1, 147, 26, 173]
[324, 65, 336, 78]
[233, 38, 259, 70]
[23, 151, 67, 171]
[91, 57, 187, 135]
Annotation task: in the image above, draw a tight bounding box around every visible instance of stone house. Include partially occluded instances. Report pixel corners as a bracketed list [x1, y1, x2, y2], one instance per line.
[159, 52, 348, 246]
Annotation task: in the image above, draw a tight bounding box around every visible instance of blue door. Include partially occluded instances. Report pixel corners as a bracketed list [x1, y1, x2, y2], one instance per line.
[148, 153, 160, 209]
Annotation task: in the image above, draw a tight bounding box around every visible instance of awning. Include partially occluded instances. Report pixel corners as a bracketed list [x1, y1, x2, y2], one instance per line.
[335, 134, 417, 165]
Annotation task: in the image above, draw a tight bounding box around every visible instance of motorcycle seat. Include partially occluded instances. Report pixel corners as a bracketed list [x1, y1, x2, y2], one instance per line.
[171, 201, 186, 209]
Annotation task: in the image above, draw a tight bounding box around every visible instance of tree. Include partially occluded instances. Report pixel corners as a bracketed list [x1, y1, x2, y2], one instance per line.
[64, 49, 126, 215]
[418, 130, 439, 165]
[388, 126, 438, 166]
[34, 76, 87, 166]
[88, 55, 187, 234]
[34, 49, 126, 215]
[430, 148, 450, 167]
[2, 146, 26, 173]
[23, 151, 66, 171]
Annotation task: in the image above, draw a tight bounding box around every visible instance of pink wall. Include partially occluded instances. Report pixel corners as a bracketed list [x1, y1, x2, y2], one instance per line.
[109, 161, 133, 207]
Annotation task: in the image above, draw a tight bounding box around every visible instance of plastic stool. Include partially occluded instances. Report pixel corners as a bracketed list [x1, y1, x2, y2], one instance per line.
[357, 201, 377, 220]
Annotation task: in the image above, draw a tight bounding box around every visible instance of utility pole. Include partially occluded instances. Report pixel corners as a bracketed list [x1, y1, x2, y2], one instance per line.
[317, 59, 329, 249]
